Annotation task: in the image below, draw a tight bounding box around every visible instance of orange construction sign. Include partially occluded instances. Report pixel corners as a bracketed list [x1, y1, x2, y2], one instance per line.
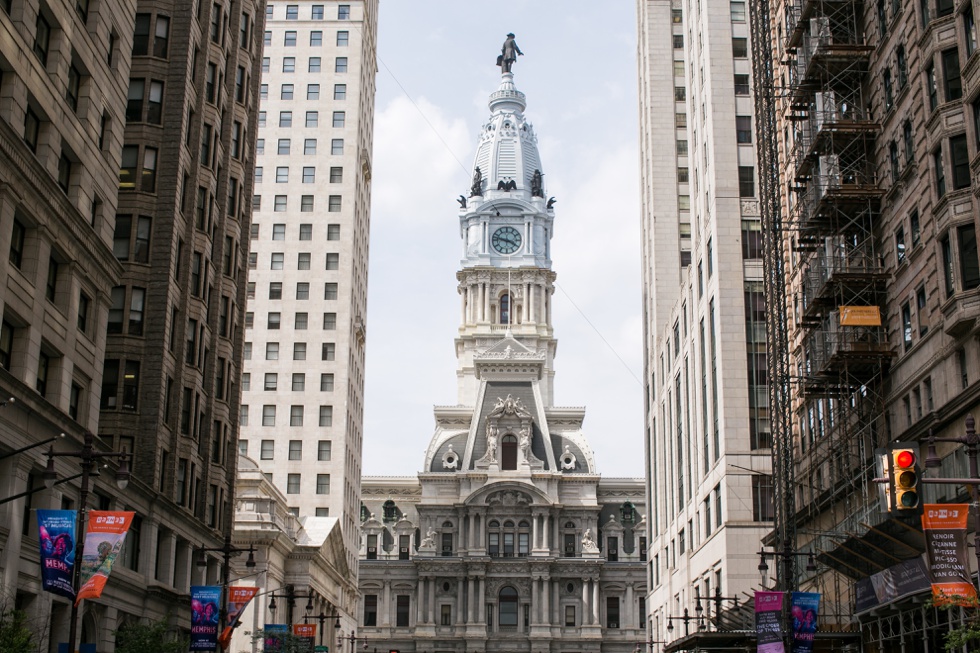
[839, 305, 882, 326]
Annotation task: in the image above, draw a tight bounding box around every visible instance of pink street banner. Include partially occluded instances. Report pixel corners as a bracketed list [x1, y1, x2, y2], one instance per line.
[75, 510, 135, 605]
[218, 586, 260, 650]
[755, 591, 785, 653]
[922, 504, 978, 606]
[37, 510, 77, 600]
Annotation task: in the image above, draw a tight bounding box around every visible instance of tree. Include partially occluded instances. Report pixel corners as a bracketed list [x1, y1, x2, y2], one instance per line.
[0, 605, 36, 653]
[245, 628, 315, 653]
[113, 616, 189, 653]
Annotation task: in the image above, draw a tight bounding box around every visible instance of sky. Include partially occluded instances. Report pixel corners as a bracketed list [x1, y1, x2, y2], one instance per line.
[362, 1, 644, 477]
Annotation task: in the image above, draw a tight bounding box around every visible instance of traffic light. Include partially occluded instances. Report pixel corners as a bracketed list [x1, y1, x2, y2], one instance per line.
[889, 443, 921, 515]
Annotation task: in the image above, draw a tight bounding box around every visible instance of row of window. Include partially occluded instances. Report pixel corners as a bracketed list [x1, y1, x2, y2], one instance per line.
[241, 438, 332, 461]
[239, 404, 333, 428]
[265, 29, 347, 47]
[245, 311, 337, 330]
[248, 252, 341, 271]
[262, 83, 349, 105]
[243, 372, 334, 392]
[248, 283, 338, 303]
[255, 223, 342, 240]
[255, 167, 342, 185]
[267, 3, 350, 20]
[259, 110, 344, 128]
[243, 341, 336, 361]
[262, 56, 350, 77]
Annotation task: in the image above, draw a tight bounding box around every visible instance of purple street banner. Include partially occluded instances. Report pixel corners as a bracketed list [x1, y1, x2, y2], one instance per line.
[37, 510, 77, 600]
[755, 591, 785, 653]
[190, 585, 222, 650]
[790, 592, 820, 653]
[75, 510, 135, 605]
[263, 624, 288, 652]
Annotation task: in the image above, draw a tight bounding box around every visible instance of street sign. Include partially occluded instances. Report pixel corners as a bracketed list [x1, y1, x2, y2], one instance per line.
[314, 647, 329, 652]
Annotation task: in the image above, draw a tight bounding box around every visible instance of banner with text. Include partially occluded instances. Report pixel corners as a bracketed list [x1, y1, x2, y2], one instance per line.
[191, 585, 222, 650]
[217, 586, 260, 650]
[293, 623, 316, 652]
[37, 510, 77, 600]
[755, 591, 785, 653]
[790, 592, 820, 653]
[75, 510, 134, 605]
[922, 504, 978, 606]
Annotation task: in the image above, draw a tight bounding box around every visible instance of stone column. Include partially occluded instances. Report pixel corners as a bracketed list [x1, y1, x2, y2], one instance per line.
[542, 514, 550, 553]
[382, 580, 391, 626]
[461, 288, 467, 324]
[529, 284, 536, 322]
[469, 577, 477, 623]
[478, 577, 486, 623]
[532, 513, 540, 550]
[483, 284, 491, 322]
[542, 578, 550, 625]
[531, 578, 540, 624]
[592, 578, 600, 625]
[625, 583, 634, 629]
[417, 578, 425, 625]
[478, 283, 485, 321]
[582, 581, 590, 625]
[428, 578, 436, 624]
[457, 577, 466, 624]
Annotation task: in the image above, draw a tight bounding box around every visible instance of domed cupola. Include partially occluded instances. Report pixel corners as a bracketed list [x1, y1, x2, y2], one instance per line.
[470, 72, 546, 201]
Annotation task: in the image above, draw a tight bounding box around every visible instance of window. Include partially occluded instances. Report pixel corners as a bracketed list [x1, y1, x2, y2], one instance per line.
[730, 0, 746, 21]
[284, 31, 296, 46]
[910, 209, 921, 248]
[950, 134, 970, 190]
[319, 405, 333, 426]
[33, 12, 51, 65]
[337, 30, 349, 46]
[498, 587, 518, 628]
[332, 111, 346, 128]
[967, 8, 978, 57]
[304, 139, 317, 155]
[286, 474, 300, 494]
[903, 121, 914, 165]
[316, 474, 329, 494]
[328, 196, 342, 212]
[330, 167, 343, 183]
[322, 343, 335, 360]
[77, 292, 91, 332]
[318, 440, 332, 460]
[331, 138, 344, 155]
[298, 253, 311, 270]
[958, 224, 980, 290]
[927, 64, 938, 112]
[334, 84, 347, 100]
[902, 301, 913, 350]
[752, 475, 775, 521]
[276, 166, 288, 183]
[897, 45, 908, 89]
[326, 253, 339, 270]
[274, 195, 287, 212]
[278, 138, 291, 155]
[896, 227, 906, 264]
[934, 148, 946, 197]
[396, 596, 410, 627]
[674, 86, 686, 101]
[890, 141, 900, 181]
[942, 234, 955, 297]
[301, 196, 314, 212]
[307, 84, 320, 100]
[323, 312, 337, 330]
[303, 167, 316, 183]
[66, 63, 82, 112]
[917, 286, 929, 336]
[937, 0, 954, 18]
[306, 111, 319, 127]
[942, 49, 962, 102]
[262, 405, 276, 426]
[324, 283, 338, 300]
[734, 74, 750, 95]
[884, 69, 894, 112]
[335, 56, 348, 73]
[338, 4, 350, 19]
[288, 440, 302, 461]
[281, 84, 294, 100]
[738, 166, 755, 197]
[732, 37, 748, 58]
[606, 597, 620, 628]
[297, 282, 310, 298]
[309, 57, 321, 72]
[312, 4, 324, 19]
[310, 31, 322, 46]
[283, 57, 295, 73]
[295, 313, 308, 330]
[0, 321, 13, 370]
[286, 4, 298, 19]
[294, 342, 307, 360]
[736, 116, 752, 143]
[23, 107, 40, 152]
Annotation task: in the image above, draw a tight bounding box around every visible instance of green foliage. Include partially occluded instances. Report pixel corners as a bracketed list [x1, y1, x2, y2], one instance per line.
[248, 628, 316, 653]
[113, 616, 189, 653]
[0, 606, 36, 653]
[926, 594, 980, 653]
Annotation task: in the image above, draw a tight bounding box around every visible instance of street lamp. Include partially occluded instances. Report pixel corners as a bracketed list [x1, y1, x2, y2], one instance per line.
[757, 539, 817, 586]
[338, 630, 369, 653]
[268, 584, 311, 626]
[665, 608, 702, 637]
[195, 535, 256, 641]
[44, 430, 130, 653]
[303, 601, 340, 647]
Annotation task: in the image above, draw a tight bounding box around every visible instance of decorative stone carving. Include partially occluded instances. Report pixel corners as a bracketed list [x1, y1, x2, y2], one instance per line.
[486, 490, 533, 506]
[519, 424, 541, 465]
[581, 528, 599, 554]
[487, 394, 532, 419]
[559, 445, 577, 470]
[442, 444, 460, 470]
[419, 527, 437, 551]
[478, 423, 498, 464]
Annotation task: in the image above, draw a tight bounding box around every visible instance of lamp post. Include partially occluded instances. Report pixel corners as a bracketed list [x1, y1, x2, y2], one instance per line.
[195, 535, 255, 646]
[268, 584, 311, 627]
[338, 630, 369, 653]
[632, 640, 668, 653]
[665, 607, 702, 637]
[701, 587, 740, 631]
[302, 598, 340, 647]
[757, 539, 817, 588]
[43, 431, 131, 653]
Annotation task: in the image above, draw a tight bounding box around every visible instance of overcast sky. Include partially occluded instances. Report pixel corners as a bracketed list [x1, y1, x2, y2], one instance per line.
[362, 1, 644, 478]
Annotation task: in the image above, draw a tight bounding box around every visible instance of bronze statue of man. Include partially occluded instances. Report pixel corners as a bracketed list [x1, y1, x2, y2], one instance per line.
[497, 33, 523, 73]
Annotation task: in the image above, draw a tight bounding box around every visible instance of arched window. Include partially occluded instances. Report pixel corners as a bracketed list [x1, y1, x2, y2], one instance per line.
[499, 586, 519, 629]
[500, 293, 510, 325]
[382, 500, 397, 521]
[487, 520, 501, 557]
[441, 521, 454, 556]
[503, 520, 515, 557]
[518, 521, 531, 556]
[501, 434, 518, 470]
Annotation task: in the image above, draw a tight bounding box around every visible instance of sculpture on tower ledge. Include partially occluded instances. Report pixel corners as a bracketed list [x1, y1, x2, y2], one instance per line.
[497, 33, 523, 73]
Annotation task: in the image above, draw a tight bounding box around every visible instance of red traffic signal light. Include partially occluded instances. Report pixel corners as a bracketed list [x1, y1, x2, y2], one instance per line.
[890, 445, 921, 514]
[895, 450, 915, 468]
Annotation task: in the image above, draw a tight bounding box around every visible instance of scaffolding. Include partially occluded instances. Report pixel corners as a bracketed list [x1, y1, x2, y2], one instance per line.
[750, 0, 919, 633]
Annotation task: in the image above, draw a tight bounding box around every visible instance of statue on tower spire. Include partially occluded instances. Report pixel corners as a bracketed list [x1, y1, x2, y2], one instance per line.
[497, 33, 523, 73]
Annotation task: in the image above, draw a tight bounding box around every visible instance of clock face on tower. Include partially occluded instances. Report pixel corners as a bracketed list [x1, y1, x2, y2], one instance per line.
[492, 226, 523, 254]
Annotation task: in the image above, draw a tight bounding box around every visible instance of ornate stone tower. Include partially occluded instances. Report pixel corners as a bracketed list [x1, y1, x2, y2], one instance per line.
[358, 45, 647, 653]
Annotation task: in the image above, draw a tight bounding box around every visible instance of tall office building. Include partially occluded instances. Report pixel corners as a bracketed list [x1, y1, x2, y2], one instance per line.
[637, 0, 774, 645]
[356, 63, 646, 653]
[754, 0, 980, 645]
[0, 0, 264, 649]
[239, 0, 377, 582]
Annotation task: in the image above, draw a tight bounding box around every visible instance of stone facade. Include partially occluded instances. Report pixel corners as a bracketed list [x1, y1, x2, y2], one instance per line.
[356, 67, 646, 653]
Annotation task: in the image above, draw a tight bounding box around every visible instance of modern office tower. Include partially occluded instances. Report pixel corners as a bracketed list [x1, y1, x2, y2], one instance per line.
[239, 0, 377, 581]
[0, 0, 263, 649]
[355, 64, 647, 653]
[752, 0, 980, 645]
[637, 0, 774, 644]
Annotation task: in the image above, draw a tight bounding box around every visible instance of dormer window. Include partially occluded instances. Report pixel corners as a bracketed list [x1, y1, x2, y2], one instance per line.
[501, 434, 518, 469]
[382, 499, 397, 521]
[621, 501, 636, 524]
[500, 293, 511, 325]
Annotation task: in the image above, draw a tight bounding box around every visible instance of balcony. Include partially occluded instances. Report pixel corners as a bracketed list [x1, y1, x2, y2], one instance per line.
[941, 289, 980, 337]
